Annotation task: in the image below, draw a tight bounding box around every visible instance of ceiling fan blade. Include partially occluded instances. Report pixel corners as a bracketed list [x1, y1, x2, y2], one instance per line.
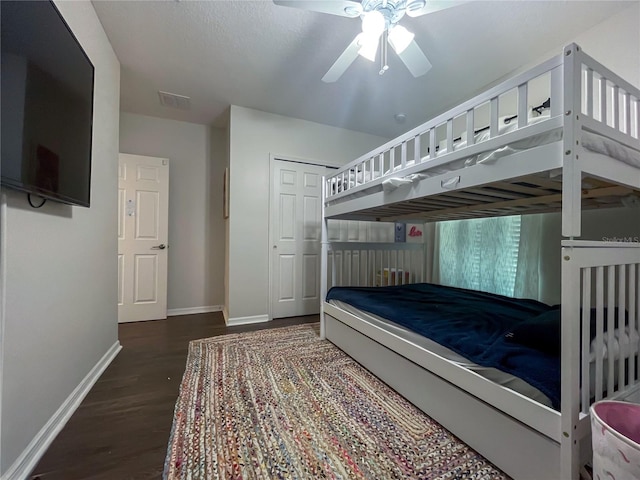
[273, 0, 362, 17]
[396, 40, 432, 78]
[322, 34, 361, 83]
[406, 0, 468, 17]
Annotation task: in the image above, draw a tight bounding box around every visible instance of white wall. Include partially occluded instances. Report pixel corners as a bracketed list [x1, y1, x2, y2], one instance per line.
[556, 2, 639, 87]
[490, 3, 640, 93]
[119, 114, 226, 312]
[227, 106, 387, 322]
[0, 0, 120, 476]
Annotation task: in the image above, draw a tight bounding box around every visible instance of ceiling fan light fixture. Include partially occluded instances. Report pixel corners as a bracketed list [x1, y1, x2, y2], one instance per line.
[357, 33, 379, 62]
[388, 24, 414, 54]
[361, 10, 385, 36]
[272, 0, 438, 82]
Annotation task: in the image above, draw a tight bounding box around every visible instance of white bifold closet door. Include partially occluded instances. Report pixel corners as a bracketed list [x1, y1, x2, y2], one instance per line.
[271, 160, 326, 319]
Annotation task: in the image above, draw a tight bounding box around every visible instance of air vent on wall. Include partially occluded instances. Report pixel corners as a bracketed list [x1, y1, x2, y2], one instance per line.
[158, 91, 191, 110]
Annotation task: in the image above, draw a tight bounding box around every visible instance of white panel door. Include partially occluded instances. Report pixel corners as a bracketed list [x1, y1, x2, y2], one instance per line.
[271, 160, 327, 319]
[118, 154, 169, 323]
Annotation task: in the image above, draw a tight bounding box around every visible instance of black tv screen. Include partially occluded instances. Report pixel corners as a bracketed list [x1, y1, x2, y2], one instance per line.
[1, 0, 94, 207]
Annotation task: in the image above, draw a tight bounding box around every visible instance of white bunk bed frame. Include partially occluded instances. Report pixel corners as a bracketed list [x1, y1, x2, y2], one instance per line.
[319, 44, 640, 480]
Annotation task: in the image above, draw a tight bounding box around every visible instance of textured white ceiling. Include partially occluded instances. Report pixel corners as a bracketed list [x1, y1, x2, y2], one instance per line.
[92, 0, 634, 138]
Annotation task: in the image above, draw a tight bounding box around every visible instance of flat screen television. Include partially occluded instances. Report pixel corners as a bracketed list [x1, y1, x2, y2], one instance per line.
[1, 0, 95, 207]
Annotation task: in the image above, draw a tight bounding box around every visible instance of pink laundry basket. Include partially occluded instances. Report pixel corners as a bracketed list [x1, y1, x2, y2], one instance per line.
[590, 400, 640, 480]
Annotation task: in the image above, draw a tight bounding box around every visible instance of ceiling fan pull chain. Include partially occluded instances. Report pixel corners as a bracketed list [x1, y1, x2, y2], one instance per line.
[379, 31, 389, 76]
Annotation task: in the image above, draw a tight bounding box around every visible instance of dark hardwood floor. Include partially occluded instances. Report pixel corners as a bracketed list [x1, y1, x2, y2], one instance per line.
[30, 312, 318, 480]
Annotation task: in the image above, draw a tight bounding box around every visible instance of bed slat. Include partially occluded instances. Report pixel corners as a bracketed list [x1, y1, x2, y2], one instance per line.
[618, 264, 627, 392]
[465, 188, 524, 201]
[490, 97, 499, 138]
[633, 264, 639, 386]
[623, 91, 631, 135]
[595, 266, 604, 401]
[599, 75, 607, 124]
[518, 83, 528, 128]
[607, 266, 615, 396]
[446, 119, 453, 153]
[401, 142, 407, 169]
[428, 128, 435, 159]
[585, 67, 594, 118]
[612, 84, 620, 130]
[581, 268, 591, 412]
[394, 250, 399, 285]
[633, 94, 639, 138]
[466, 109, 475, 147]
[491, 181, 557, 196]
[550, 65, 563, 117]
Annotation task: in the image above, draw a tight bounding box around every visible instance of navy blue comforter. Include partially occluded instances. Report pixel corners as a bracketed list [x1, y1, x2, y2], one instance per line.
[326, 283, 560, 408]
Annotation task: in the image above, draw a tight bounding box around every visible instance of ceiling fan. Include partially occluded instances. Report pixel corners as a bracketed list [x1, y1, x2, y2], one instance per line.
[273, 0, 466, 82]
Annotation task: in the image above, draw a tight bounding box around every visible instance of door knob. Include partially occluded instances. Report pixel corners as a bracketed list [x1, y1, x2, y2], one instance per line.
[151, 243, 167, 250]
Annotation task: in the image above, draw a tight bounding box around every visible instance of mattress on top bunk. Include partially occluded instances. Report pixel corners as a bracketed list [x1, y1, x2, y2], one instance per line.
[328, 298, 554, 408]
[326, 283, 562, 409]
[582, 131, 640, 168]
[384, 127, 640, 188]
[339, 113, 556, 189]
[423, 112, 558, 165]
[332, 114, 640, 196]
[338, 112, 562, 186]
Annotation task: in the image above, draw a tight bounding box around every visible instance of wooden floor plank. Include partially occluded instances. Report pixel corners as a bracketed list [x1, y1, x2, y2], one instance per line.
[29, 313, 318, 480]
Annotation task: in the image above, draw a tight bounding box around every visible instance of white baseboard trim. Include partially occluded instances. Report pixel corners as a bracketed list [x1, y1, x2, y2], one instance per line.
[167, 305, 223, 317]
[226, 314, 269, 326]
[1, 341, 122, 480]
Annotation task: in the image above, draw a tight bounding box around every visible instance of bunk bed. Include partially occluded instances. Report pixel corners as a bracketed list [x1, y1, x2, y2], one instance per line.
[319, 44, 640, 480]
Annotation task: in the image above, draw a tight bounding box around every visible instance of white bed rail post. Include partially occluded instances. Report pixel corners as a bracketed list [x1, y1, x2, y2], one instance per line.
[562, 44, 583, 238]
[320, 177, 328, 339]
[560, 244, 582, 480]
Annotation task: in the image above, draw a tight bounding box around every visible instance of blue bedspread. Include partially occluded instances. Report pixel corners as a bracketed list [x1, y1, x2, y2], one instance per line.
[326, 283, 560, 409]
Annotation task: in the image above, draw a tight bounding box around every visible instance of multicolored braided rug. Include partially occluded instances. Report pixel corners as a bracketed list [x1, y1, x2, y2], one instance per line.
[164, 324, 509, 479]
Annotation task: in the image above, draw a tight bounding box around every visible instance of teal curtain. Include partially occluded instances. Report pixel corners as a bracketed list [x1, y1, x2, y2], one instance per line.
[435, 216, 522, 297]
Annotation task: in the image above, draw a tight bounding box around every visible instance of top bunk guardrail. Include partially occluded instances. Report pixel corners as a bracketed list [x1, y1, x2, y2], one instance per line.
[324, 44, 640, 208]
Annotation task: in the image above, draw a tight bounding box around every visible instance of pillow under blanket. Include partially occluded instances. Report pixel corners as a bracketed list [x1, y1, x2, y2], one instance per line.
[505, 306, 628, 355]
